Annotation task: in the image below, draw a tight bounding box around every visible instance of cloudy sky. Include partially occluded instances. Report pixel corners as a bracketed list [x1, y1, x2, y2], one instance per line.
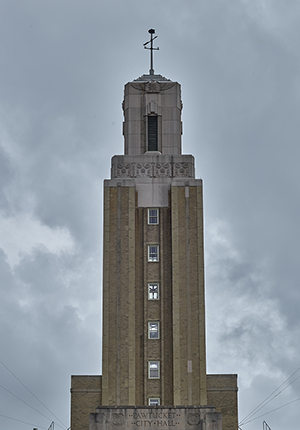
[0, 1, 300, 429]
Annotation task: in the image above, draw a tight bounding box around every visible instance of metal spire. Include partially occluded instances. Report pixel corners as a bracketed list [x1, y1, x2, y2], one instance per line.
[143, 29, 159, 75]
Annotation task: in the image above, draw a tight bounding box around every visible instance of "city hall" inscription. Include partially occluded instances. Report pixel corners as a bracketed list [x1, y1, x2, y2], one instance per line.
[130, 411, 180, 427]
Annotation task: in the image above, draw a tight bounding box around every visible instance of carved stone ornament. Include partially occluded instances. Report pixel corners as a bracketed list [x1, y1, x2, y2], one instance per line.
[136, 163, 153, 178]
[154, 162, 172, 178]
[112, 161, 194, 179]
[186, 413, 201, 426]
[174, 162, 194, 178]
[112, 413, 125, 426]
[114, 163, 133, 178]
[130, 81, 175, 93]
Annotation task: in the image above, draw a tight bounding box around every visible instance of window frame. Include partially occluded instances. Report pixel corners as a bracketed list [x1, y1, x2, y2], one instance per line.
[148, 321, 160, 339]
[148, 208, 159, 225]
[148, 361, 160, 379]
[148, 283, 159, 300]
[148, 397, 160, 406]
[148, 245, 159, 262]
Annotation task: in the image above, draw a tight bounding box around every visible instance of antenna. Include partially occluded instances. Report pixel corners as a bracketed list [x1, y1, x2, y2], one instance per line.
[263, 421, 272, 430]
[143, 28, 159, 75]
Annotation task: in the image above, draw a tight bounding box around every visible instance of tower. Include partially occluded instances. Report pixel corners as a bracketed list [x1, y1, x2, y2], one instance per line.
[102, 68, 206, 407]
[71, 30, 238, 430]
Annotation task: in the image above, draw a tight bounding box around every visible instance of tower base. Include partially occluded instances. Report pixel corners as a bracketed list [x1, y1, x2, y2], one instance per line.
[89, 406, 222, 430]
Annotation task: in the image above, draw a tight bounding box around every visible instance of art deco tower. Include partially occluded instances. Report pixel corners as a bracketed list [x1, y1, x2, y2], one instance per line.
[71, 30, 238, 430]
[102, 68, 206, 408]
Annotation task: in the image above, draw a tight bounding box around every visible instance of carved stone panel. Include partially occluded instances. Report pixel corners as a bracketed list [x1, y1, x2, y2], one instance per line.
[173, 162, 194, 178]
[89, 407, 222, 430]
[154, 163, 172, 178]
[112, 161, 194, 179]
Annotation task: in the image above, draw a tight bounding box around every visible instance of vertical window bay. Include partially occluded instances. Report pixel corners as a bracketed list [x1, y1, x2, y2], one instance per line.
[148, 116, 158, 151]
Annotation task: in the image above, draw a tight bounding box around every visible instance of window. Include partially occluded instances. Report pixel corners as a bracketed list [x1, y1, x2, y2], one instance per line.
[148, 321, 159, 339]
[148, 361, 160, 379]
[148, 283, 159, 300]
[148, 397, 160, 406]
[148, 208, 159, 225]
[148, 116, 158, 151]
[148, 245, 159, 262]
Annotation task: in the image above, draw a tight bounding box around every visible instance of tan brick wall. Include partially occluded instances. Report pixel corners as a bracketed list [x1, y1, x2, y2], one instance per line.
[171, 185, 207, 405]
[102, 185, 136, 405]
[70, 375, 102, 430]
[207, 374, 238, 430]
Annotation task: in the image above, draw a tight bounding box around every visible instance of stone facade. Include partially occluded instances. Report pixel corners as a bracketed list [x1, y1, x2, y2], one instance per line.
[89, 406, 222, 430]
[123, 79, 182, 155]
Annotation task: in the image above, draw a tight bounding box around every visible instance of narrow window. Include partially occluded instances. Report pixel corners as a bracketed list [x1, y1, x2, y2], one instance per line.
[148, 245, 159, 262]
[148, 397, 160, 406]
[148, 361, 160, 379]
[148, 116, 158, 151]
[148, 208, 159, 225]
[148, 321, 159, 339]
[148, 283, 159, 300]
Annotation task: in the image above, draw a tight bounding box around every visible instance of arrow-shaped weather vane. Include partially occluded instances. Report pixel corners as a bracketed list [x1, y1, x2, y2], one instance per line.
[143, 29, 159, 75]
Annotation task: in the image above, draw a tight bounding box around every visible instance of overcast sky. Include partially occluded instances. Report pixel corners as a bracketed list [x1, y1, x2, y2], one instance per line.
[0, 1, 300, 429]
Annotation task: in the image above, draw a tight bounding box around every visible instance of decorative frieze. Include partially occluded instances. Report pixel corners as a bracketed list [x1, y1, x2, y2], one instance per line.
[112, 161, 194, 179]
[174, 162, 194, 178]
[130, 81, 175, 93]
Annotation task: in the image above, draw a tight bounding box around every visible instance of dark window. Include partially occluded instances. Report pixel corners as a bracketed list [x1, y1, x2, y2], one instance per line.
[148, 208, 159, 225]
[148, 116, 158, 151]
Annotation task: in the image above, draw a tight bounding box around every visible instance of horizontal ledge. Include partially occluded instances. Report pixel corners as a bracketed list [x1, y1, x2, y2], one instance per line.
[70, 388, 102, 393]
[207, 387, 238, 392]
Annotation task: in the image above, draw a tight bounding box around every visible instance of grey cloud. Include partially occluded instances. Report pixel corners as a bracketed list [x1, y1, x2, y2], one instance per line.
[1, 1, 300, 429]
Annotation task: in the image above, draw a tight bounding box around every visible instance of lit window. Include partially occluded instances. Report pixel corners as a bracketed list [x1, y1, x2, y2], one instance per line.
[148, 283, 159, 300]
[148, 322, 159, 339]
[148, 208, 159, 225]
[148, 361, 160, 379]
[149, 397, 160, 406]
[148, 245, 159, 262]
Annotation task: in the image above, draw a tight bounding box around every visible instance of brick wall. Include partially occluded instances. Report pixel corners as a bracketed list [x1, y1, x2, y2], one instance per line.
[70, 375, 102, 430]
[207, 374, 238, 430]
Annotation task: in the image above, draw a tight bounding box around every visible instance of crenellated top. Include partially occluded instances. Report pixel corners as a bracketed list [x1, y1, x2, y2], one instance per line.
[122, 75, 183, 156]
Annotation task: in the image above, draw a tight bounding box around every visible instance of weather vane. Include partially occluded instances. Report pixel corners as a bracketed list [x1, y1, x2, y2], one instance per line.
[143, 29, 159, 75]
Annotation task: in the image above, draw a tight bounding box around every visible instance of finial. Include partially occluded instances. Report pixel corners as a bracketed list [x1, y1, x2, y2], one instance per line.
[143, 28, 159, 75]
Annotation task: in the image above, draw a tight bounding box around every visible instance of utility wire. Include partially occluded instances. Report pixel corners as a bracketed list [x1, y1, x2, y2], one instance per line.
[241, 397, 300, 426]
[240, 374, 300, 425]
[0, 383, 65, 430]
[0, 412, 48, 429]
[0, 358, 67, 428]
[239, 366, 300, 425]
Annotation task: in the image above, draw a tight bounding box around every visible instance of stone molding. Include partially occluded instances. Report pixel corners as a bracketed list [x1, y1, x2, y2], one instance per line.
[112, 161, 194, 179]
